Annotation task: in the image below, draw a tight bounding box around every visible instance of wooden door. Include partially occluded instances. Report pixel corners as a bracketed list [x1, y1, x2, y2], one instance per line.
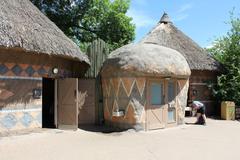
[57, 78, 78, 130]
[146, 80, 167, 130]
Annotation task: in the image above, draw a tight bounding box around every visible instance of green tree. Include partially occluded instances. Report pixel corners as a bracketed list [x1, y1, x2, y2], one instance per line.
[208, 13, 240, 105]
[31, 0, 135, 51]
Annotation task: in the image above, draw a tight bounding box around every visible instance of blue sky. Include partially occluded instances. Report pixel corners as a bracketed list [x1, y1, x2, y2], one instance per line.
[127, 0, 240, 47]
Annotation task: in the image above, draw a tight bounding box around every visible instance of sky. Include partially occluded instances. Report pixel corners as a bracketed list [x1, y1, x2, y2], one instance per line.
[127, 0, 240, 48]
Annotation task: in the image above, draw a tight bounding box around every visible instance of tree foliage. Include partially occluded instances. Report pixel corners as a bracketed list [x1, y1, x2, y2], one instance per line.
[31, 0, 135, 51]
[208, 13, 240, 105]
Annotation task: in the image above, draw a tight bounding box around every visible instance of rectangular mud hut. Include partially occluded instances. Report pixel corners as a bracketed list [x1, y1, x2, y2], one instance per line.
[101, 43, 191, 130]
[0, 0, 90, 134]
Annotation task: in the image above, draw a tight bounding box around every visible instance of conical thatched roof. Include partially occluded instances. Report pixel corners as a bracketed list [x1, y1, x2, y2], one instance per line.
[102, 43, 191, 77]
[160, 12, 171, 24]
[0, 0, 89, 64]
[141, 13, 220, 71]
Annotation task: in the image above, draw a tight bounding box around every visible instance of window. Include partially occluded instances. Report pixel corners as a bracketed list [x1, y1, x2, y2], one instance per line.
[150, 82, 163, 105]
[168, 109, 175, 123]
[168, 81, 175, 102]
[168, 81, 176, 123]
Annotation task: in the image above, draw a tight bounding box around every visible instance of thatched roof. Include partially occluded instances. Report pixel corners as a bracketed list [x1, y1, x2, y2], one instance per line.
[141, 13, 220, 71]
[0, 0, 89, 64]
[160, 12, 171, 24]
[102, 43, 191, 77]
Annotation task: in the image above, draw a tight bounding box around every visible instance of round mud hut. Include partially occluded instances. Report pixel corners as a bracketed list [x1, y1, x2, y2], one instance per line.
[0, 0, 89, 134]
[101, 43, 191, 131]
[141, 13, 222, 116]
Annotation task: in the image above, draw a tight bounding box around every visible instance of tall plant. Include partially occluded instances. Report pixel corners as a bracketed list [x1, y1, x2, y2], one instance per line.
[208, 12, 240, 105]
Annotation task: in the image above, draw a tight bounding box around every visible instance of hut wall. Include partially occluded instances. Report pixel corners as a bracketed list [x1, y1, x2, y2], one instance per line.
[102, 77, 146, 130]
[188, 70, 218, 115]
[177, 79, 189, 124]
[0, 49, 88, 133]
[0, 49, 88, 78]
[78, 79, 96, 125]
[102, 76, 189, 130]
[0, 78, 42, 133]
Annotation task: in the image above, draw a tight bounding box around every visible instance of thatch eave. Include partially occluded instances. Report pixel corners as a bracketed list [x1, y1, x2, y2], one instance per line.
[0, 46, 90, 67]
[0, 0, 90, 65]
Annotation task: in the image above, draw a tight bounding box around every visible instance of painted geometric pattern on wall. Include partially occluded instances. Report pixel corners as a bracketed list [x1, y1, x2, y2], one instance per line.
[0, 109, 42, 132]
[102, 77, 146, 125]
[0, 63, 71, 78]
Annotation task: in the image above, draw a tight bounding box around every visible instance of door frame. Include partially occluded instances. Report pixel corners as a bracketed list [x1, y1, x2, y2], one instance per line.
[146, 78, 167, 130]
[54, 79, 58, 128]
[146, 78, 178, 130]
[165, 79, 178, 128]
[56, 78, 79, 130]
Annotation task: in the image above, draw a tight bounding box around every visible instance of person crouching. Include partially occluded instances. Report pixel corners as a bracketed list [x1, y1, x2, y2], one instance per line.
[192, 101, 207, 125]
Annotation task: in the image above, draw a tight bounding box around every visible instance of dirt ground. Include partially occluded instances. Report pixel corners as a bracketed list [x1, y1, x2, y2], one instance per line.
[1, 117, 240, 160]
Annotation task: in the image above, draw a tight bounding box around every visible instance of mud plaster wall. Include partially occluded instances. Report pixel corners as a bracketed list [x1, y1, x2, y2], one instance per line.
[0, 78, 42, 133]
[78, 79, 96, 125]
[177, 79, 189, 124]
[189, 70, 218, 116]
[102, 77, 146, 130]
[0, 49, 88, 78]
[0, 49, 88, 133]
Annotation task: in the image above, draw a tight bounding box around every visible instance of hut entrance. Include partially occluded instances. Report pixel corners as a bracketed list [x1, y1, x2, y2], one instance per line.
[42, 78, 79, 130]
[146, 79, 177, 130]
[42, 78, 55, 128]
[57, 78, 78, 130]
[147, 80, 166, 130]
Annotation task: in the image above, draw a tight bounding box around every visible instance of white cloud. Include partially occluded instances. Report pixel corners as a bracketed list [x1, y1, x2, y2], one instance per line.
[177, 3, 193, 13]
[173, 3, 193, 22]
[173, 14, 189, 22]
[127, 9, 156, 28]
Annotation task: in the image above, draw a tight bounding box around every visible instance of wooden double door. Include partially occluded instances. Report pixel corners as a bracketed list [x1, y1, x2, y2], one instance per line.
[55, 78, 96, 130]
[146, 79, 177, 130]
